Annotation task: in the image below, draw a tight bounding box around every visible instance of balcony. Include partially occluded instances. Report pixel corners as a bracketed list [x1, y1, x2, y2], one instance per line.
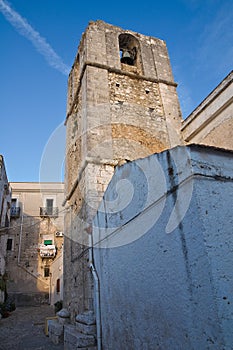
[40, 207, 59, 218]
[10, 207, 20, 218]
[39, 244, 56, 258]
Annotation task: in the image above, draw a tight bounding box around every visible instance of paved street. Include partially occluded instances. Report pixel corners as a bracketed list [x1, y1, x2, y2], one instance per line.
[0, 305, 64, 350]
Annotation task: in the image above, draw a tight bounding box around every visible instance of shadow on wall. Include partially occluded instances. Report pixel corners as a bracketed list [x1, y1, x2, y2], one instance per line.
[6, 211, 54, 307]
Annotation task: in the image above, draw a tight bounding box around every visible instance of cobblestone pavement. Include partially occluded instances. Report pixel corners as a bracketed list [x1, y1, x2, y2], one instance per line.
[0, 305, 64, 350]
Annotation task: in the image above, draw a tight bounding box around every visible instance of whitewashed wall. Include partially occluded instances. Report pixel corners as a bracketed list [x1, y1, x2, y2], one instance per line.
[93, 145, 233, 350]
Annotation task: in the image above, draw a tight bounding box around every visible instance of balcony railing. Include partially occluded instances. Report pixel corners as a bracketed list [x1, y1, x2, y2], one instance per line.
[40, 207, 59, 218]
[39, 244, 56, 258]
[10, 207, 20, 218]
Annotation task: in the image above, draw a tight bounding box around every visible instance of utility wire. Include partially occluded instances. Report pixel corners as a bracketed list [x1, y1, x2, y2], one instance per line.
[0, 207, 67, 233]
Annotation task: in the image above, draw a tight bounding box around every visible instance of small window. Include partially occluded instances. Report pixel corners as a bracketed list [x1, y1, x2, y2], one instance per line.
[44, 267, 50, 277]
[11, 198, 17, 208]
[56, 278, 60, 293]
[7, 238, 13, 251]
[11, 199, 20, 217]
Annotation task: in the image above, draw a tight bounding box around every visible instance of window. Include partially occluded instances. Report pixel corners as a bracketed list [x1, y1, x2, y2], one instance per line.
[46, 199, 53, 215]
[7, 238, 13, 251]
[11, 198, 17, 208]
[44, 267, 50, 277]
[10, 198, 20, 217]
[40, 197, 58, 217]
[56, 278, 60, 293]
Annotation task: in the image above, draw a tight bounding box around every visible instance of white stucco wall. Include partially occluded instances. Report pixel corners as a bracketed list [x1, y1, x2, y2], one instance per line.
[92, 145, 233, 350]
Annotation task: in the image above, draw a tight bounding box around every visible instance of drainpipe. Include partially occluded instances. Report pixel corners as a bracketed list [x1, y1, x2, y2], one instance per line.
[89, 233, 102, 350]
[49, 272, 52, 305]
[18, 204, 24, 264]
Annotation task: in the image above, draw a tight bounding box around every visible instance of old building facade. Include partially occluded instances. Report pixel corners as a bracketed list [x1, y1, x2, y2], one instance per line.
[61, 20, 233, 349]
[6, 182, 64, 306]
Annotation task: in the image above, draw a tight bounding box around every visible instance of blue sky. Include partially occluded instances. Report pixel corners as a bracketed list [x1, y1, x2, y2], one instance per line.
[0, 0, 232, 182]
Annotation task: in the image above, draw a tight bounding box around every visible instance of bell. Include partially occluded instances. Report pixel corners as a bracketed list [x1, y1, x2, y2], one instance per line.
[121, 50, 134, 65]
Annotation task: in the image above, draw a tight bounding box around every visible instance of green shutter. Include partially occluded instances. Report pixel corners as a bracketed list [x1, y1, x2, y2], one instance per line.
[44, 240, 53, 245]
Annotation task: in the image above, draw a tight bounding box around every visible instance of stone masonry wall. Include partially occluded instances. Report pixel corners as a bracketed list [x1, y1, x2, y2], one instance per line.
[63, 161, 115, 321]
[64, 20, 183, 322]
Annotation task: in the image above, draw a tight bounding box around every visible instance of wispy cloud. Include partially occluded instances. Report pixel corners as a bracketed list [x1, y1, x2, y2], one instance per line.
[0, 0, 70, 75]
[195, 2, 233, 75]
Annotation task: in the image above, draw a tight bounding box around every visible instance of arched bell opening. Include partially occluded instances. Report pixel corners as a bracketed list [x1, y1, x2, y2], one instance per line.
[119, 33, 140, 67]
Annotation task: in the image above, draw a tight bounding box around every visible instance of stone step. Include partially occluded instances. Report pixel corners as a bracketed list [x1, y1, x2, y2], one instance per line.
[64, 324, 96, 349]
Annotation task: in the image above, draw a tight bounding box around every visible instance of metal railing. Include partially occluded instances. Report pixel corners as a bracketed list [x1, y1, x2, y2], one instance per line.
[10, 207, 20, 218]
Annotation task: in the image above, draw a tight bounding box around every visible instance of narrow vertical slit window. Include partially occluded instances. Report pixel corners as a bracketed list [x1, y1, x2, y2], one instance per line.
[56, 278, 60, 293]
[7, 238, 13, 251]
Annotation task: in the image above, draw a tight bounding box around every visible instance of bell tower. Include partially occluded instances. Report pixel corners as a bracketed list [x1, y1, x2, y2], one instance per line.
[64, 20, 183, 319]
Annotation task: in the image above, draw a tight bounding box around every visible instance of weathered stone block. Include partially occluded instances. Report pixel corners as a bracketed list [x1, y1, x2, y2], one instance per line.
[58, 316, 70, 325]
[75, 310, 96, 325]
[64, 324, 96, 349]
[76, 320, 96, 335]
[57, 308, 70, 318]
[49, 320, 63, 336]
[49, 320, 64, 344]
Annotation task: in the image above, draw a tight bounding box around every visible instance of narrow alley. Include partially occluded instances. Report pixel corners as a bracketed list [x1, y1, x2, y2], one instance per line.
[0, 305, 63, 350]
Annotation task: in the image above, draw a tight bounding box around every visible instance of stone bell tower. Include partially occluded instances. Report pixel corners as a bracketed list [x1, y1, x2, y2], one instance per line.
[63, 20, 183, 320]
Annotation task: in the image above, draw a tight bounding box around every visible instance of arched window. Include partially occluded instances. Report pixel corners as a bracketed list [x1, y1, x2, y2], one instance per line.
[119, 33, 139, 66]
